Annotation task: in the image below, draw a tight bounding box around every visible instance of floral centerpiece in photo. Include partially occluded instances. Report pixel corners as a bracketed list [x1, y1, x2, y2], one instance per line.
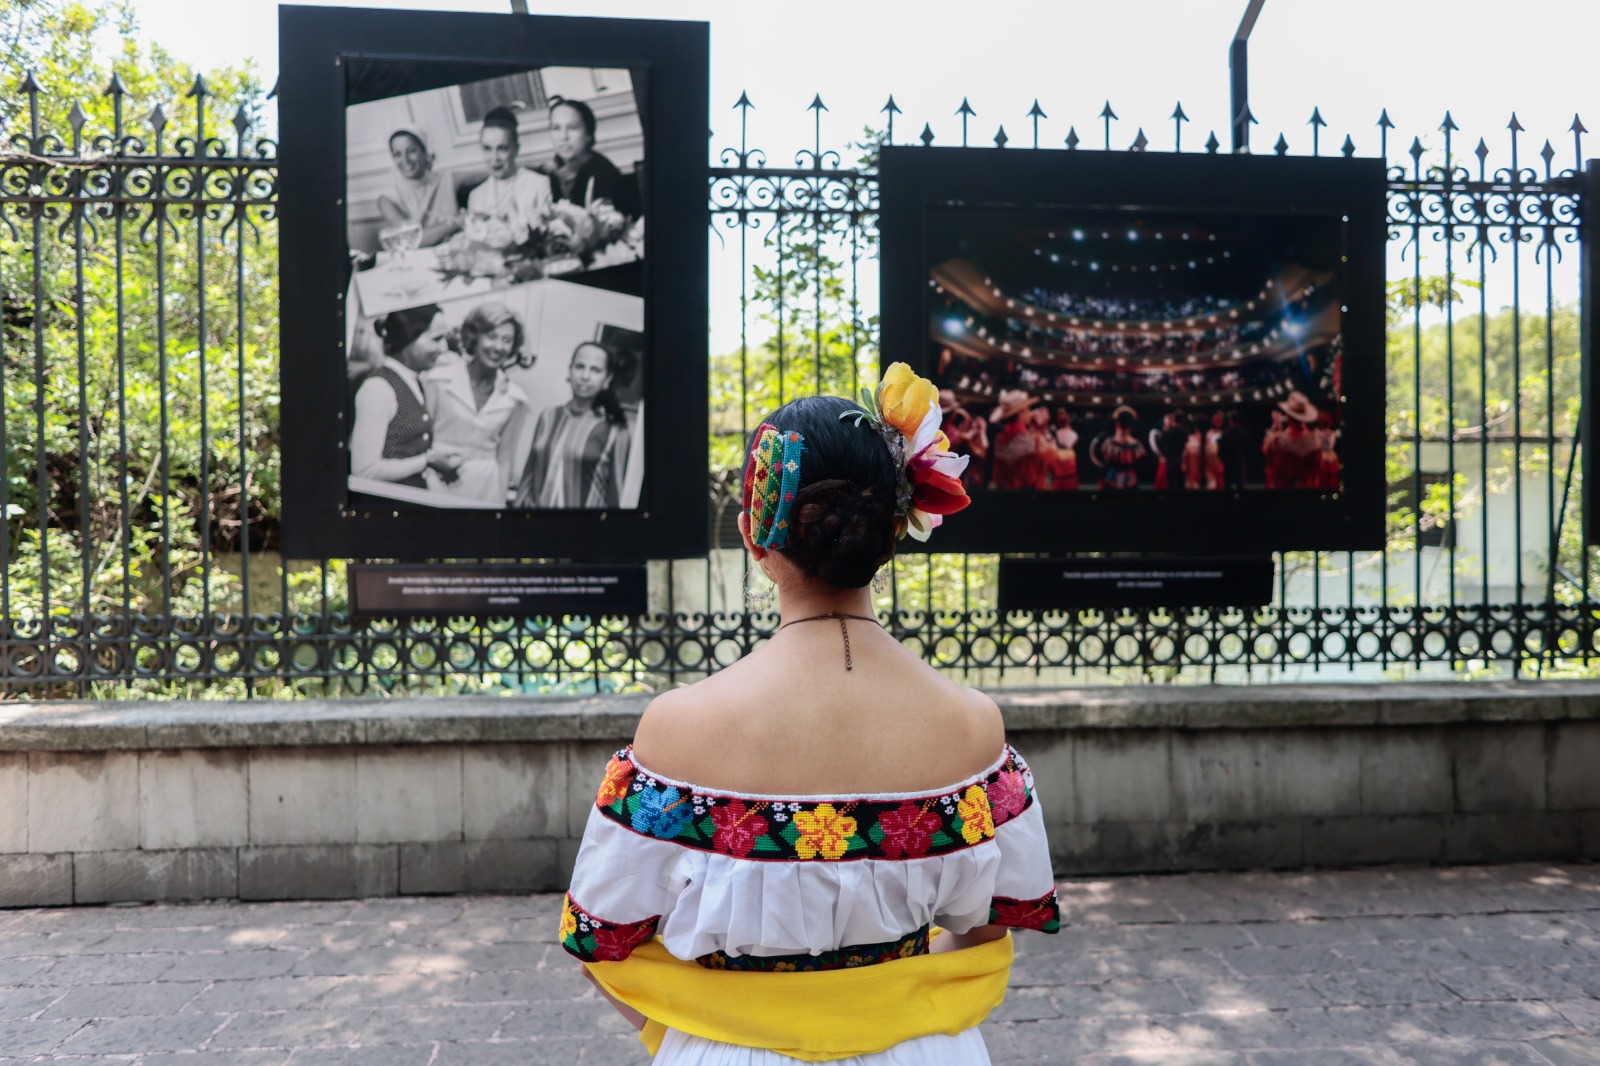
[440, 197, 642, 283]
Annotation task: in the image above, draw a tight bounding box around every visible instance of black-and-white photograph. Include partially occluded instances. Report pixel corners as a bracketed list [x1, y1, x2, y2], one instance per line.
[344, 65, 645, 316]
[280, 6, 706, 560]
[345, 278, 644, 511]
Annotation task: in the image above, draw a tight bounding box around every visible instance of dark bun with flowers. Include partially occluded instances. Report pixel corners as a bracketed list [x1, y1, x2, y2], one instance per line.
[741, 366, 972, 590]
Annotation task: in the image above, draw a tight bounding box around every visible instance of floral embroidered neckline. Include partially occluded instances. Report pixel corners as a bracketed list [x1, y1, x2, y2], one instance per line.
[625, 744, 1014, 805]
[595, 744, 1036, 863]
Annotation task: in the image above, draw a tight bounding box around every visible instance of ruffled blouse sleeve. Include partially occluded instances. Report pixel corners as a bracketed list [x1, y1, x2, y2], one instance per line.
[560, 748, 689, 963]
[951, 745, 1062, 934]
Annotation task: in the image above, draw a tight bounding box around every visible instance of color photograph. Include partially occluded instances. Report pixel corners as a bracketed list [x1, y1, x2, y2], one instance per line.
[927, 206, 1345, 495]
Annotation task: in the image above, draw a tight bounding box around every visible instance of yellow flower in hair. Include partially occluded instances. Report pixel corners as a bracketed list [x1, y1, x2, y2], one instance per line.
[877, 362, 940, 440]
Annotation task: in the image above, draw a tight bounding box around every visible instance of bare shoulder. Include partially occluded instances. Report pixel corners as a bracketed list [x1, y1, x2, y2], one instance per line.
[952, 683, 1007, 761]
[629, 675, 748, 782]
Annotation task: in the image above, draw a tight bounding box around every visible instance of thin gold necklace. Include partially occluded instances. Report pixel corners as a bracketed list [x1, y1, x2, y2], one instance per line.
[780, 612, 879, 671]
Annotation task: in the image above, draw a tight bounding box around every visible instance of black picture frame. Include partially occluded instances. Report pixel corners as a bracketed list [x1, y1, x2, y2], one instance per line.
[1580, 160, 1600, 546]
[278, 5, 708, 561]
[878, 145, 1388, 555]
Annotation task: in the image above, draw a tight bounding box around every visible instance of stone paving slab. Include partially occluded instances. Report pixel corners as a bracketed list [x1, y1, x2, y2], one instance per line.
[0, 863, 1594, 1063]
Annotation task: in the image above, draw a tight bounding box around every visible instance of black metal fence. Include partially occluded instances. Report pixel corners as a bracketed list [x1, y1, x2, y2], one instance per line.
[0, 76, 1593, 697]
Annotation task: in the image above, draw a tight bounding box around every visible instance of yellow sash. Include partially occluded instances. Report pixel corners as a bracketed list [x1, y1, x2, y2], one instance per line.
[584, 931, 1014, 1062]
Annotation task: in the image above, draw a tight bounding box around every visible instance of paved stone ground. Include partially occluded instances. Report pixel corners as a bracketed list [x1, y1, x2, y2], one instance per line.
[0, 864, 1597, 1064]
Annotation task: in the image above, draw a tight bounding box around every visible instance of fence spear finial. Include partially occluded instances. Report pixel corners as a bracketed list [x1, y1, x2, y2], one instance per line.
[1100, 100, 1117, 150]
[1131, 128, 1148, 152]
[187, 74, 208, 99]
[103, 72, 127, 98]
[1171, 101, 1187, 151]
[956, 97, 974, 146]
[1274, 133, 1288, 156]
[881, 95, 899, 143]
[1065, 126, 1080, 150]
[1027, 99, 1045, 149]
[1205, 131, 1220, 154]
[919, 122, 934, 147]
[1341, 134, 1355, 158]
[994, 125, 1008, 149]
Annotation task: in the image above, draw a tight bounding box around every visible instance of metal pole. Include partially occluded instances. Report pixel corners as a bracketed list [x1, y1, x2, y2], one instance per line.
[1230, 0, 1266, 153]
[509, 0, 528, 12]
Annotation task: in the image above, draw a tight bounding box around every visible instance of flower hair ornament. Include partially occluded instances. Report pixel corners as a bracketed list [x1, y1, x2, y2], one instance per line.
[842, 363, 971, 541]
[741, 423, 806, 549]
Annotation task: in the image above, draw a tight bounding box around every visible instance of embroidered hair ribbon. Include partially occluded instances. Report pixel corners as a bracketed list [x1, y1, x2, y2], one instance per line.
[585, 930, 1014, 1061]
[741, 423, 806, 549]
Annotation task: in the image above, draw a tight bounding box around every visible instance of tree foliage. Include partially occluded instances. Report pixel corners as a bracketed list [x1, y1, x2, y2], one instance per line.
[1, 0, 277, 628]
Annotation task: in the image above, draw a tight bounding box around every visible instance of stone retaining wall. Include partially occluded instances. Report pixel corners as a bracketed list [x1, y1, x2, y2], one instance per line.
[1, 682, 1597, 906]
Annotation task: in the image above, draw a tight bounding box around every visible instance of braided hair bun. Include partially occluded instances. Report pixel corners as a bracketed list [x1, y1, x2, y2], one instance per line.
[748, 396, 898, 589]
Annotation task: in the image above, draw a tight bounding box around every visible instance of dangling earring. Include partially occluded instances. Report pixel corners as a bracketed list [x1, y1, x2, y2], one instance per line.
[871, 566, 890, 595]
[744, 566, 776, 612]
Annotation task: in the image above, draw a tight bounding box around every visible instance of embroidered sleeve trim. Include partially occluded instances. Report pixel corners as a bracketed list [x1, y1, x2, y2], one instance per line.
[560, 893, 661, 963]
[988, 890, 1062, 934]
[591, 745, 1037, 863]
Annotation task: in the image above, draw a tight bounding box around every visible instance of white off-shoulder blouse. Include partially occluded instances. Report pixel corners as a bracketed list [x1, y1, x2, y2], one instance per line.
[561, 744, 1060, 1065]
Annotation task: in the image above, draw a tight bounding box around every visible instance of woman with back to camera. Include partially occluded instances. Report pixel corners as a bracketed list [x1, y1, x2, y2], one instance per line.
[560, 364, 1060, 1063]
[348, 304, 462, 490]
[517, 340, 634, 509]
[420, 302, 532, 504]
[545, 95, 639, 218]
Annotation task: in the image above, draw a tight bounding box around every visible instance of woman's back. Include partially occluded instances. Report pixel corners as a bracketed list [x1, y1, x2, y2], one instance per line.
[561, 381, 1058, 1065]
[633, 621, 1003, 797]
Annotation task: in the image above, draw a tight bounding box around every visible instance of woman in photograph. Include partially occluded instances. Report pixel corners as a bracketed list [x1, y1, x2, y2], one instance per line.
[518, 340, 634, 509]
[545, 95, 639, 218]
[1266, 391, 1324, 489]
[375, 128, 459, 248]
[562, 372, 1058, 1062]
[1262, 409, 1288, 489]
[464, 106, 552, 250]
[988, 390, 1043, 490]
[349, 305, 462, 490]
[421, 302, 533, 504]
[1047, 407, 1079, 490]
[1095, 406, 1147, 490]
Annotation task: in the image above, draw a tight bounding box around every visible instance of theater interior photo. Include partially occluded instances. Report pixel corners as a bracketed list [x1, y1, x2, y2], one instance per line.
[927, 206, 1345, 494]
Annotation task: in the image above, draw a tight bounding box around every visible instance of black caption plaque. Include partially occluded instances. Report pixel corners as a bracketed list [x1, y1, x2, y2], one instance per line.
[350, 563, 647, 619]
[997, 556, 1274, 611]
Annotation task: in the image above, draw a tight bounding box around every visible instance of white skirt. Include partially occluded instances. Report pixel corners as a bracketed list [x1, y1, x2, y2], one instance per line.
[653, 1027, 992, 1065]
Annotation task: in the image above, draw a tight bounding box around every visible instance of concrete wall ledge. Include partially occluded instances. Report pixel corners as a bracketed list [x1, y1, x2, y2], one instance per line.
[1, 681, 1597, 906]
[5, 679, 1600, 752]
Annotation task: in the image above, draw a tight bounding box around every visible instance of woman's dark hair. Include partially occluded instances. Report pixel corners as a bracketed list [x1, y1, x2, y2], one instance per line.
[1113, 408, 1136, 430]
[570, 341, 634, 426]
[373, 304, 442, 356]
[481, 106, 520, 145]
[548, 96, 597, 140]
[749, 395, 898, 590]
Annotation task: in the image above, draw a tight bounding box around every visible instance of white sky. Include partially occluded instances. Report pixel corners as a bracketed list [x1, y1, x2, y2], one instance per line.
[126, 0, 1600, 348]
